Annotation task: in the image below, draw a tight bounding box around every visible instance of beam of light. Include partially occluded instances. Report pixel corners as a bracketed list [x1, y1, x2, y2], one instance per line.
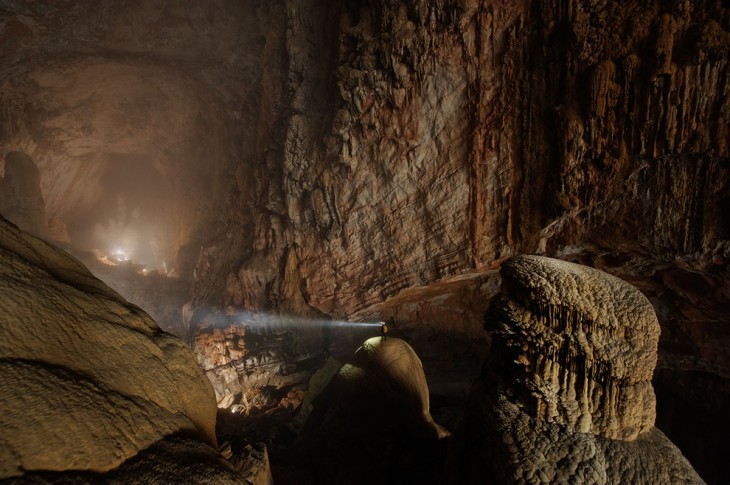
[195, 308, 384, 331]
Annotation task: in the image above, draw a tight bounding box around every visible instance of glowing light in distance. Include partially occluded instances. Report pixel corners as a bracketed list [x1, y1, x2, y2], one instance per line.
[111, 248, 130, 262]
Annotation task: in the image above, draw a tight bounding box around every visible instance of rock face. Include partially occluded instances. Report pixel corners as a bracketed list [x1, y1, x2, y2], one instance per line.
[0, 151, 46, 236]
[192, 311, 327, 413]
[300, 337, 448, 484]
[493, 255, 660, 440]
[0, 215, 242, 481]
[450, 255, 702, 484]
[4, 0, 726, 316]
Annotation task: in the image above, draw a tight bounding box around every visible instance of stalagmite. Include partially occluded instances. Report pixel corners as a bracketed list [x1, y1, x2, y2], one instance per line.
[450, 255, 703, 484]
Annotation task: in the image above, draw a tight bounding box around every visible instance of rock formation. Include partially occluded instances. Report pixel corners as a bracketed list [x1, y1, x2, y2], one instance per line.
[299, 337, 448, 484]
[0, 214, 250, 482]
[0, 151, 46, 236]
[450, 255, 702, 484]
[192, 311, 328, 413]
[0, 1, 727, 480]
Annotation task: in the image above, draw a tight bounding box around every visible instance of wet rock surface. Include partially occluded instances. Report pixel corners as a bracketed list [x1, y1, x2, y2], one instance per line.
[450, 255, 702, 484]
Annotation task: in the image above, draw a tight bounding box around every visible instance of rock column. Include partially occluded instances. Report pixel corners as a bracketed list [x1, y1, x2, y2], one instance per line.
[450, 255, 703, 484]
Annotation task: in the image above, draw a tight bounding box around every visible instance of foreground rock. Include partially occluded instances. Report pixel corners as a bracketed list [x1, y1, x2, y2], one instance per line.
[299, 337, 448, 484]
[0, 215, 246, 482]
[450, 255, 703, 484]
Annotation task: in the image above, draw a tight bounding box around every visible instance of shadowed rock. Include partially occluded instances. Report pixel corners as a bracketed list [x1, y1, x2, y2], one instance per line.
[299, 337, 448, 484]
[0, 151, 46, 236]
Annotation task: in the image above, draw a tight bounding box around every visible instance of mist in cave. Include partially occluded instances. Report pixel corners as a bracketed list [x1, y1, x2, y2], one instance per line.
[0, 1, 729, 484]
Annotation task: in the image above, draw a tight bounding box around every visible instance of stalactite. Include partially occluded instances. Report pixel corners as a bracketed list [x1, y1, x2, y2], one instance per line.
[487, 255, 659, 440]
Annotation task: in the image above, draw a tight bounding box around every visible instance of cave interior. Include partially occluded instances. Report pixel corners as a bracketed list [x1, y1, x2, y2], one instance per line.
[0, 1, 728, 484]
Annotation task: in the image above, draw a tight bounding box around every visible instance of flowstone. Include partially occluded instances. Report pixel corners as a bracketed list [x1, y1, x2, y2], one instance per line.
[449, 255, 703, 484]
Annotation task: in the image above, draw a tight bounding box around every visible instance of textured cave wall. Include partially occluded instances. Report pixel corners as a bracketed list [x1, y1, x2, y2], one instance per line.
[3, 2, 725, 326]
[0, 0, 281, 278]
[210, 1, 727, 480]
[207, 0, 729, 319]
[0, 0, 293, 335]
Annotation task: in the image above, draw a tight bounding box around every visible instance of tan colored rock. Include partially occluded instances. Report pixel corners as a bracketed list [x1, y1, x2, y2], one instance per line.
[0, 215, 221, 479]
[493, 255, 660, 440]
[450, 255, 703, 483]
[14, 437, 246, 484]
[351, 337, 447, 435]
[192, 311, 324, 413]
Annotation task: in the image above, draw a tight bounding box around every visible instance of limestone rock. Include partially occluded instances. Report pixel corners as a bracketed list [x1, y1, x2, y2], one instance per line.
[13, 437, 245, 484]
[0, 151, 46, 236]
[493, 255, 660, 440]
[450, 255, 703, 484]
[192, 311, 324, 414]
[300, 337, 448, 484]
[0, 1, 727, 480]
[351, 269, 497, 404]
[0, 215, 230, 480]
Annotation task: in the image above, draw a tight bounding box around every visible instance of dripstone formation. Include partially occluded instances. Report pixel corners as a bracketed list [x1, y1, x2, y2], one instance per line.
[452, 255, 702, 484]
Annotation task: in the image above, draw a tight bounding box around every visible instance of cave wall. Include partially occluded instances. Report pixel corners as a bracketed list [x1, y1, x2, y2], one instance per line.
[208, 0, 729, 321]
[0, 0, 282, 276]
[2, 0, 726, 318]
[211, 3, 726, 479]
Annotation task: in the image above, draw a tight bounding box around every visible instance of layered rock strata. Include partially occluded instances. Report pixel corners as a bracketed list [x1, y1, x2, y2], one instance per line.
[0, 215, 244, 482]
[193, 311, 325, 413]
[451, 255, 702, 483]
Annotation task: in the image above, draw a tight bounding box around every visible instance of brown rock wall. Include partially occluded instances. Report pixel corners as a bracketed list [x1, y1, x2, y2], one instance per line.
[221, 0, 729, 320]
[2, 0, 726, 321]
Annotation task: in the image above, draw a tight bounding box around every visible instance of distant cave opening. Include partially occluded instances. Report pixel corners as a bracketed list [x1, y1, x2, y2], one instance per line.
[65, 153, 173, 271]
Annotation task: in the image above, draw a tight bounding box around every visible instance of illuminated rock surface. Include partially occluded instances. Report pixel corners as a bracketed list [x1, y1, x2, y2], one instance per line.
[0, 215, 246, 482]
[450, 255, 703, 484]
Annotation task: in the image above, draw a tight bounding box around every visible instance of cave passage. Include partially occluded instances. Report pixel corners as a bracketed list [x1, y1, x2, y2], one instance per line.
[0, 1, 728, 484]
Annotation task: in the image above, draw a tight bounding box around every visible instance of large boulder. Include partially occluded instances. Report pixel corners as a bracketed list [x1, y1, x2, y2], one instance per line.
[300, 337, 448, 484]
[450, 255, 703, 484]
[0, 215, 242, 482]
